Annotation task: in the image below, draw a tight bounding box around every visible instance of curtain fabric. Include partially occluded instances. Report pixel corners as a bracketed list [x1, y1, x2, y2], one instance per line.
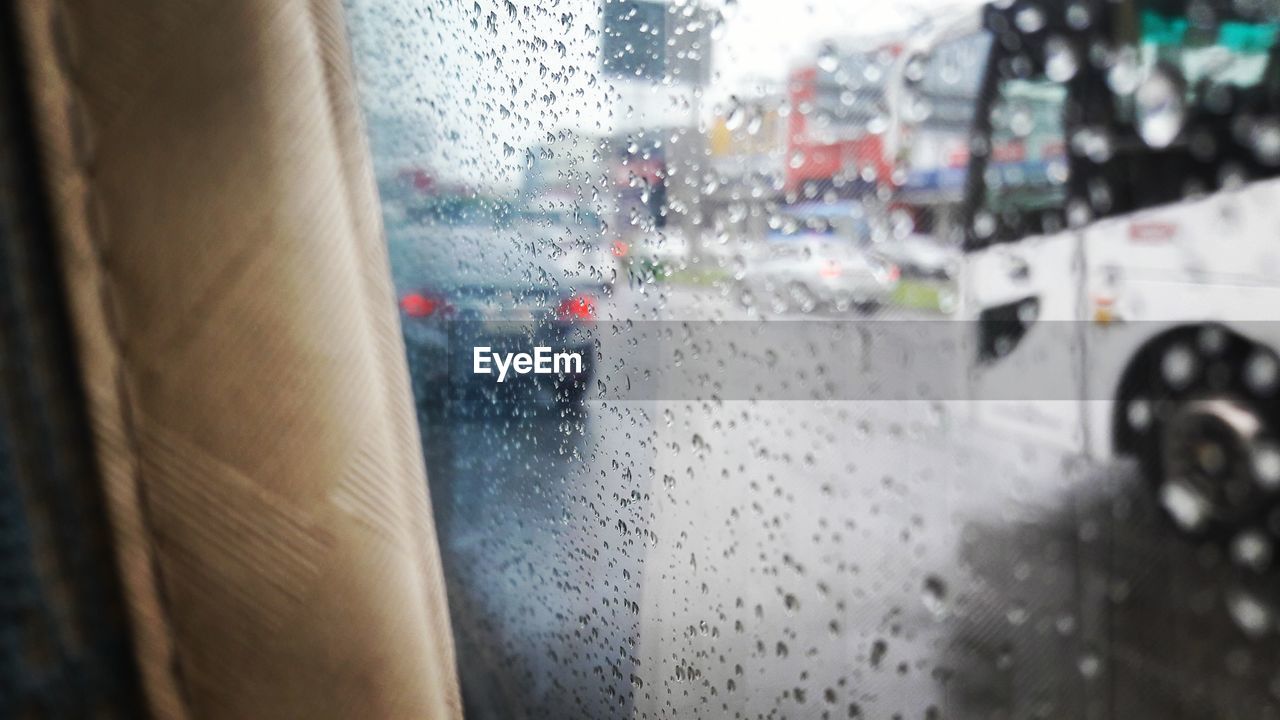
[14, 1, 461, 717]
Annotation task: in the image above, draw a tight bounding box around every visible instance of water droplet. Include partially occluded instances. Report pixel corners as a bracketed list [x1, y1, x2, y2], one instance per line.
[1228, 590, 1273, 638]
[817, 45, 839, 73]
[1078, 652, 1101, 678]
[921, 574, 948, 618]
[1045, 36, 1078, 82]
[1015, 6, 1046, 33]
[1232, 530, 1273, 571]
[869, 639, 887, 668]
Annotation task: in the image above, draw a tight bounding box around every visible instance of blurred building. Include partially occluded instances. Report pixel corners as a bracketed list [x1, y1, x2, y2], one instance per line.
[885, 8, 988, 242]
[708, 94, 786, 186]
[704, 92, 788, 244]
[601, 0, 710, 86]
[599, 0, 714, 244]
[784, 36, 901, 200]
[520, 128, 673, 261]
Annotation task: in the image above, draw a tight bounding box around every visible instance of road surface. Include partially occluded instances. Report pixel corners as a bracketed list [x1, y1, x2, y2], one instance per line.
[413, 284, 1280, 720]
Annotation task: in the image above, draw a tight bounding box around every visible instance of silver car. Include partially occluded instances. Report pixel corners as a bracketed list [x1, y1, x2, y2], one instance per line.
[738, 239, 900, 313]
[736, 204, 900, 313]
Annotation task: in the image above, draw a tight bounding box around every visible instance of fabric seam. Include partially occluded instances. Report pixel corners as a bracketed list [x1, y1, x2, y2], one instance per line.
[41, 4, 194, 718]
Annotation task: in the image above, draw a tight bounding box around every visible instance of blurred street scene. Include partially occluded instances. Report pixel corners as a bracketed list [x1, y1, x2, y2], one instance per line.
[344, 0, 1280, 716]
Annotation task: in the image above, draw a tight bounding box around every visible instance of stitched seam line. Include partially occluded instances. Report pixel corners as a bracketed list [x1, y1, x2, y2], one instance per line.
[45, 5, 193, 717]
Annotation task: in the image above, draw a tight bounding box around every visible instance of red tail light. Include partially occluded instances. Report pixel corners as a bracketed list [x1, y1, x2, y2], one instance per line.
[399, 291, 449, 318]
[556, 293, 596, 321]
[611, 240, 629, 257]
[885, 263, 901, 283]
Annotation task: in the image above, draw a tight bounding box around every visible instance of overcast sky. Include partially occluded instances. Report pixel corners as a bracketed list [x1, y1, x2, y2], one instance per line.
[346, 0, 986, 190]
[711, 0, 978, 92]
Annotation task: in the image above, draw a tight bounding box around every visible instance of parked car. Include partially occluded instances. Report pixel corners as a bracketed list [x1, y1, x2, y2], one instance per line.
[736, 202, 900, 313]
[874, 233, 960, 280]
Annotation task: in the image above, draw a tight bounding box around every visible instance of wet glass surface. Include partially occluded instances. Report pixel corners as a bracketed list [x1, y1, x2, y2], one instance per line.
[344, 0, 1280, 716]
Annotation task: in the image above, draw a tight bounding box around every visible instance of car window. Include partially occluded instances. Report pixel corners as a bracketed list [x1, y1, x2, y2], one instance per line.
[979, 76, 1070, 240]
[342, 1, 1280, 717]
[1135, 9, 1276, 90]
[1088, 3, 1280, 216]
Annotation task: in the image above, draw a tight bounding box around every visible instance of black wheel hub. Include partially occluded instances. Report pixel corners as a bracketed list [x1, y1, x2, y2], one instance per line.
[1160, 397, 1268, 530]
